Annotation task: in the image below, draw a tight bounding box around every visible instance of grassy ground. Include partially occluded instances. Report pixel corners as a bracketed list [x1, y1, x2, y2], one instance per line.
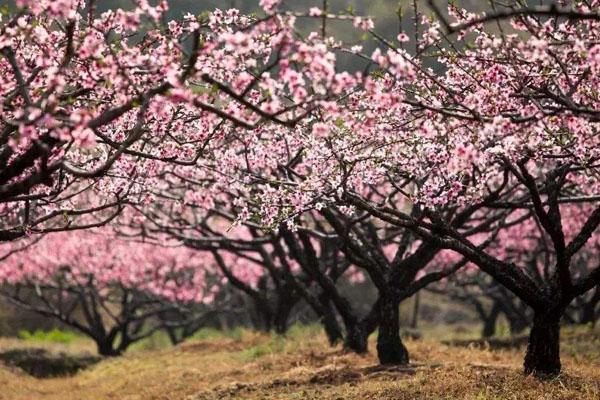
[0, 325, 598, 400]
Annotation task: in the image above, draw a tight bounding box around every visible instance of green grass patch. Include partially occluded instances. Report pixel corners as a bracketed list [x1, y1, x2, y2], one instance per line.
[240, 334, 286, 361]
[286, 323, 323, 340]
[192, 326, 245, 342]
[129, 326, 248, 352]
[18, 328, 80, 344]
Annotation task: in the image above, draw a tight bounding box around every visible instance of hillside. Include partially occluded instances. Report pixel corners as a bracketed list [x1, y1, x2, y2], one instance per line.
[0, 326, 598, 400]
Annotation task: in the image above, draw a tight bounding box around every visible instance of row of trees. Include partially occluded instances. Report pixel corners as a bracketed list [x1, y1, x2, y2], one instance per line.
[2, 204, 598, 366]
[0, 0, 599, 378]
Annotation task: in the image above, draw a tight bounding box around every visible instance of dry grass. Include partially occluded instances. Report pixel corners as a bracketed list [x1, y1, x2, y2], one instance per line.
[0, 326, 598, 400]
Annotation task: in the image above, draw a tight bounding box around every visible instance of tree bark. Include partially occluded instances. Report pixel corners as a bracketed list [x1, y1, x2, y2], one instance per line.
[318, 294, 343, 345]
[580, 303, 598, 327]
[376, 295, 409, 365]
[500, 299, 530, 335]
[344, 323, 369, 354]
[322, 312, 344, 346]
[96, 339, 121, 357]
[342, 298, 381, 354]
[523, 311, 561, 378]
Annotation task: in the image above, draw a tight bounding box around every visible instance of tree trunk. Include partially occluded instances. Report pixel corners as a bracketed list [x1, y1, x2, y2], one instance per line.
[410, 292, 420, 329]
[508, 314, 529, 335]
[217, 313, 230, 331]
[376, 295, 409, 365]
[318, 294, 343, 345]
[481, 302, 501, 338]
[580, 303, 598, 327]
[96, 339, 121, 357]
[579, 288, 599, 327]
[165, 326, 182, 346]
[344, 323, 368, 354]
[274, 302, 293, 335]
[322, 312, 343, 346]
[523, 311, 561, 378]
[503, 304, 530, 335]
[253, 299, 273, 332]
[342, 297, 381, 353]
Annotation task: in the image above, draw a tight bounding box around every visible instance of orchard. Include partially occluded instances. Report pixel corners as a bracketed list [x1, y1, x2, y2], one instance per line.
[0, 0, 598, 398]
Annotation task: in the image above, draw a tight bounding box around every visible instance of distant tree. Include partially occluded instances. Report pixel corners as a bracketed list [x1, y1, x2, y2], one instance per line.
[0, 229, 216, 356]
[129, 208, 349, 343]
[432, 272, 532, 338]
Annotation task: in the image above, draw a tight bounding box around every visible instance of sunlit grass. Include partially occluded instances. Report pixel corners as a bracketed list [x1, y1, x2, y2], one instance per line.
[0, 323, 597, 399]
[18, 328, 80, 344]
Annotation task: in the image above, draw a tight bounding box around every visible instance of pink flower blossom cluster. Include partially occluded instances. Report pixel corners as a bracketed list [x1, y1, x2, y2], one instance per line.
[0, 229, 215, 304]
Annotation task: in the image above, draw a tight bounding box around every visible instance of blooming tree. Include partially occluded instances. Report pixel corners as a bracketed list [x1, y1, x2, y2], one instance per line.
[0, 0, 353, 242]
[131, 137, 474, 364]
[186, 0, 600, 377]
[3, 0, 599, 379]
[0, 229, 218, 355]
[120, 0, 547, 367]
[127, 204, 350, 341]
[308, 207, 468, 364]
[343, 4, 600, 377]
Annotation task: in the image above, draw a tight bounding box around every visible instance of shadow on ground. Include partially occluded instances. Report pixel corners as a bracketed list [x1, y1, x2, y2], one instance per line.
[0, 347, 101, 378]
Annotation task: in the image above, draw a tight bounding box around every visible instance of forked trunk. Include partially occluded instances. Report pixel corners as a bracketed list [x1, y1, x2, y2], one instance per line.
[523, 311, 561, 378]
[96, 339, 121, 357]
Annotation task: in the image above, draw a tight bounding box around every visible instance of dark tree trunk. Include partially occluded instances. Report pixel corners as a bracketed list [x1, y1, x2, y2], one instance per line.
[502, 302, 530, 335]
[322, 312, 344, 346]
[165, 327, 182, 346]
[96, 339, 121, 357]
[579, 288, 599, 327]
[253, 299, 273, 332]
[376, 295, 409, 365]
[318, 294, 343, 345]
[580, 303, 598, 327]
[508, 313, 530, 335]
[482, 302, 501, 338]
[344, 323, 369, 354]
[523, 311, 561, 378]
[342, 297, 382, 353]
[274, 300, 294, 335]
[217, 313, 231, 331]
